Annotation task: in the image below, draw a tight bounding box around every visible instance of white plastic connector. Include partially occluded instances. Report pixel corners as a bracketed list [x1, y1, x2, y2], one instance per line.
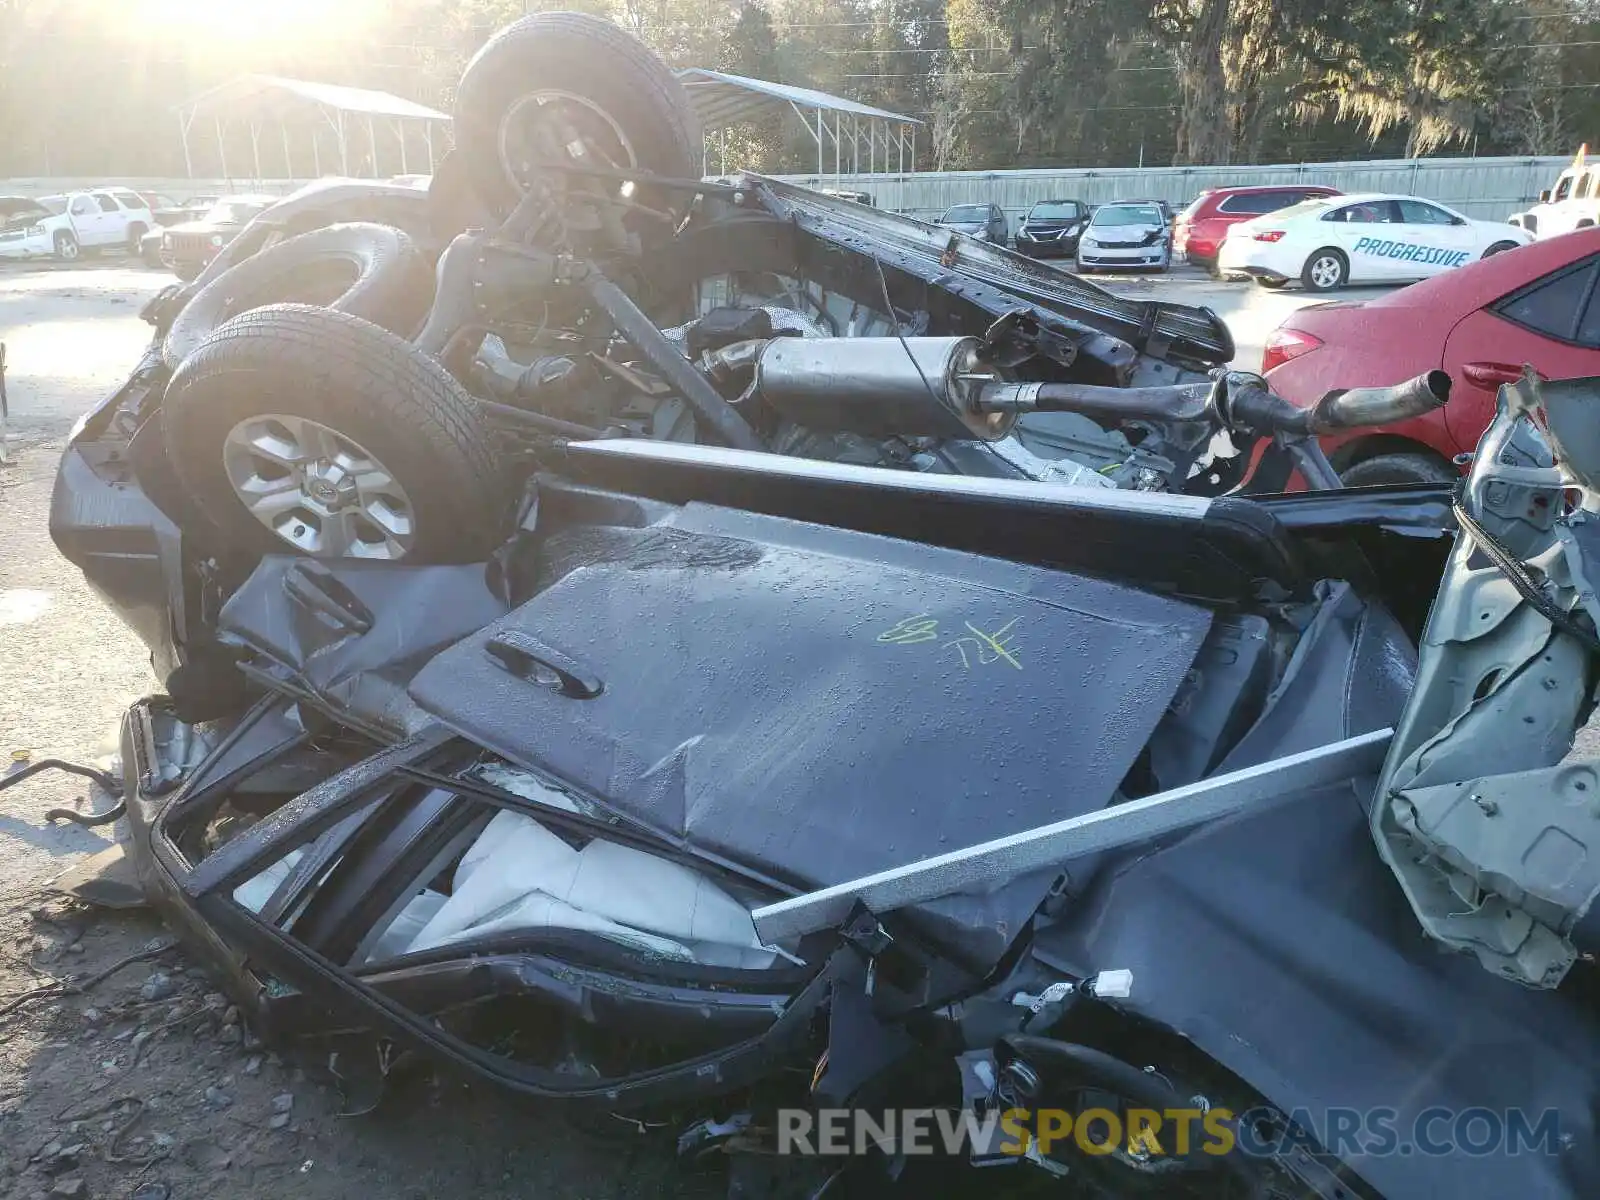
[1011, 981, 1075, 1013]
[1086, 968, 1134, 999]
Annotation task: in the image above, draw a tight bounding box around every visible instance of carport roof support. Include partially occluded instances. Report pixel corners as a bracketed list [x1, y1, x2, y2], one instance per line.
[176, 75, 448, 179]
[676, 69, 921, 182]
[677, 69, 919, 129]
[180, 75, 447, 124]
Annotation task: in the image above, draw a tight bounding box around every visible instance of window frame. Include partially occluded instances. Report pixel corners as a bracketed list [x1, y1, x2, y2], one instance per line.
[1396, 199, 1458, 227]
[1218, 191, 1294, 216]
[1490, 253, 1600, 347]
[1323, 200, 1401, 225]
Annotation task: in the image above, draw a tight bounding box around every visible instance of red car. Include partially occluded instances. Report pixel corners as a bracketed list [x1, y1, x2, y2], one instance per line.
[1175, 185, 1342, 269]
[1261, 228, 1600, 485]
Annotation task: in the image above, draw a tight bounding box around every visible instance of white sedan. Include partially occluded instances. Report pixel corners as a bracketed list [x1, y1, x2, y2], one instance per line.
[1217, 193, 1532, 291]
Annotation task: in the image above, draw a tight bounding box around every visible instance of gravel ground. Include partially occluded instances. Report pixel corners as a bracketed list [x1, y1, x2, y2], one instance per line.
[0, 259, 1590, 1199]
[0, 263, 717, 1200]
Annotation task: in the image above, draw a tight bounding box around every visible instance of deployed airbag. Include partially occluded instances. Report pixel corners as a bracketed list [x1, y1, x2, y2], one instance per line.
[404, 810, 775, 968]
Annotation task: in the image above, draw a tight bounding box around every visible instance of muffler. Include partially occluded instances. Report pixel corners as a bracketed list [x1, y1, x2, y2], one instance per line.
[709, 336, 1017, 441]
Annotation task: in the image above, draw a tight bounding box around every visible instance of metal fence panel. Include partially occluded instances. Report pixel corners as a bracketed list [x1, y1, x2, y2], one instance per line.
[779, 155, 1571, 224]
[3, 155, 1572, 224]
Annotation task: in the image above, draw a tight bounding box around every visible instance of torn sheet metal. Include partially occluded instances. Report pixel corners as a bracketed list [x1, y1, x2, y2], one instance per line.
[751, 727, 1393, 943]
[409, 501, 1211, 969]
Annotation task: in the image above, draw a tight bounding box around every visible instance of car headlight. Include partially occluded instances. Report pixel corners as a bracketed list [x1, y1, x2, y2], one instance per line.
[1080, 236, 1097, 249]
[210, 234, 224, 248]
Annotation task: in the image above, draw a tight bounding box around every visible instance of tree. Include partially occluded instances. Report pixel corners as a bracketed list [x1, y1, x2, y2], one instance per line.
[716, 1, 784, 169]
[1484, 0, 1600, 155]
[0, 0, 1580, 179]
[1291, 0, 1509, 157]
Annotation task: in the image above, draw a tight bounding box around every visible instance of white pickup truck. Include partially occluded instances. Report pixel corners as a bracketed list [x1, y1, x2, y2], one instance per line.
[1509, 145, 1600, 239]
[0, 188, 154, 262]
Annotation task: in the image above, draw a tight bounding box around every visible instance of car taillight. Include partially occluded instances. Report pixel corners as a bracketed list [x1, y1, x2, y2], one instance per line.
[1262, 328, 1323, 374]
[1253, 229, 1286, 242]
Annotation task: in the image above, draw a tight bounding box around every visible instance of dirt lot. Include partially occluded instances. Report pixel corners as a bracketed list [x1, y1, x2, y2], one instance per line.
[0, 263, 724, 1200]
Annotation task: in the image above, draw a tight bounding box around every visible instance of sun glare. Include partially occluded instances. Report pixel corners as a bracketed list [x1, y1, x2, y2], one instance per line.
[125, 0, 382, 42]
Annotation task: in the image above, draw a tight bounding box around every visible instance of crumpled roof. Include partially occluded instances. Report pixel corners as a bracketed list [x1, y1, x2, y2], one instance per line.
[178, 75, 447, 123]
[676, 69, 921, 131]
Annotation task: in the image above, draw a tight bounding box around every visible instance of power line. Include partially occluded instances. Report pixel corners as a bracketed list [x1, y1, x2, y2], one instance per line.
[1505, 38, 1600, 48]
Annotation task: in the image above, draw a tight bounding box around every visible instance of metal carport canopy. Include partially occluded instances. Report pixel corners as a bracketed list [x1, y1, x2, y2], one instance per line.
[176, 75, 449, 180]
[676, 68, 922, 180]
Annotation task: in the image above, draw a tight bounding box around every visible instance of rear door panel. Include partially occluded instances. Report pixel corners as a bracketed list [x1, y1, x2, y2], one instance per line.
[1441, 259, 1600, 451]
[1330, 201, 1405, 282]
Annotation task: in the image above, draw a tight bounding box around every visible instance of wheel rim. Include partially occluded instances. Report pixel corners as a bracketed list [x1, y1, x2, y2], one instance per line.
[1310, 255, 1341, 288]
[497, 89, 638, 197]
[222, 414, 415, 559]
[58, 237, 77, 260]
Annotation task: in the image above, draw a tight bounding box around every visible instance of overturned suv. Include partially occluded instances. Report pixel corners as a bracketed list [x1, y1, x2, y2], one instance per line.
[38, 13, 1600, 1200]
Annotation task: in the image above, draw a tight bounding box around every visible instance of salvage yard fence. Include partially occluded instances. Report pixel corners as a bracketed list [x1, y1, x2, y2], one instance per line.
[776, 155, 1573, 224]
[0, 155, 1573, 225]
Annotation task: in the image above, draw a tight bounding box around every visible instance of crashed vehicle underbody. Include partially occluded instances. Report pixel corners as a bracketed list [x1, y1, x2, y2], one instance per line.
[21, 13, 1600, 1200]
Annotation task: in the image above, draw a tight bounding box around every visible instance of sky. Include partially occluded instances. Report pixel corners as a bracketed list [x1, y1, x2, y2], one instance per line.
[102, 0, 390, 45]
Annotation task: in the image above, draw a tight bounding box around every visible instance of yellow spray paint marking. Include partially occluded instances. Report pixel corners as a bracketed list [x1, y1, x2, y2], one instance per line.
[877, 614, 1023, 671]
[944, 618, 1023, 671]
[877, 614, 941, 645]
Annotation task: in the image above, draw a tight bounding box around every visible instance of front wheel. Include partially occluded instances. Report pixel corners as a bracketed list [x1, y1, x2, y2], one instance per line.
[162, 305, 506, 563]
[53, 230, 79, 262]
[1302, 248, 1348, 292]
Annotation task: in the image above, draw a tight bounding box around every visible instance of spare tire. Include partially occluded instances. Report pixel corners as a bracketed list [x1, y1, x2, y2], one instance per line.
[454, 12, 700, 232]
[162, 305, 506, 563]
[161, 222, 434, 370]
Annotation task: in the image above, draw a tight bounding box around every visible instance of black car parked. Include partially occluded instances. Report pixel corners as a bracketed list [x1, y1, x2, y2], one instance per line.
[935, 202, 1008, 244]
[1014, 198, 1091, 258]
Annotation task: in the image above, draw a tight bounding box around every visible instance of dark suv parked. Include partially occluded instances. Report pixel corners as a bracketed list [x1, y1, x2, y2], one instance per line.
[1014, 199, 1091, 258]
